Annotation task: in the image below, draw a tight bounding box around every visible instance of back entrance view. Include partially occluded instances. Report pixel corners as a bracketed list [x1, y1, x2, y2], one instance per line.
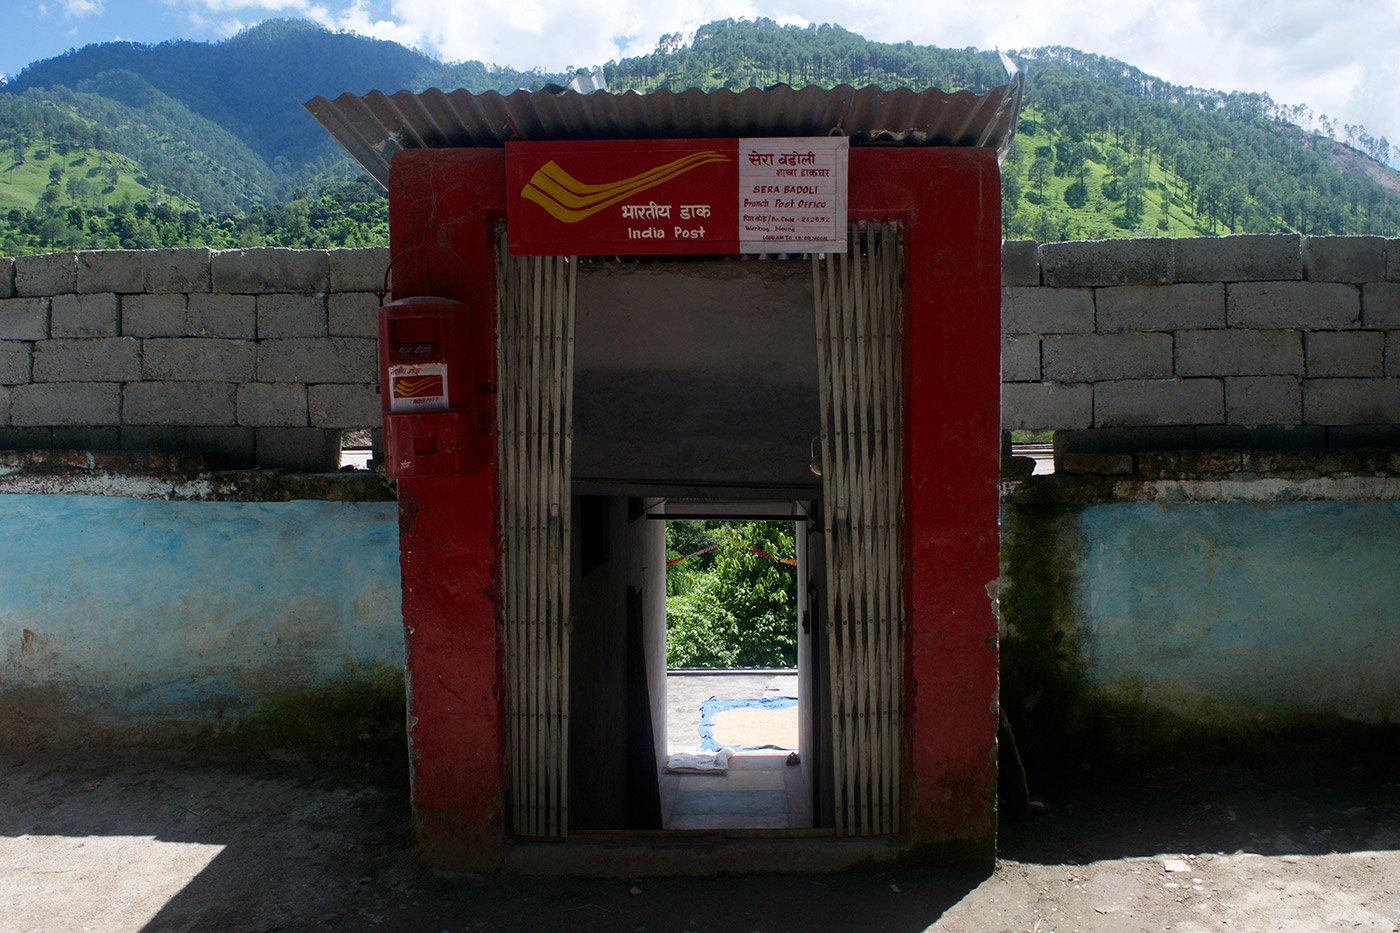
[661, 514, 810, 832]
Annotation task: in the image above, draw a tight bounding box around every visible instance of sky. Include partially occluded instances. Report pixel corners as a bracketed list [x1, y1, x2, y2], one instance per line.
[4, 0, 1399, 149]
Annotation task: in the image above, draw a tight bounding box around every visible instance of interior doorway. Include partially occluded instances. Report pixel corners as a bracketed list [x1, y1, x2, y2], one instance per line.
[659, 515, 808, 830]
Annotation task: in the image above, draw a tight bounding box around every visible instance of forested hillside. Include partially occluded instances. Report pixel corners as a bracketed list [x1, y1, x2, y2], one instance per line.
[1, 17, 1396, 255]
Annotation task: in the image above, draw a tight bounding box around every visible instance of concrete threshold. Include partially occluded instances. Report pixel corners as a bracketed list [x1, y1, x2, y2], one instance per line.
[500, 830, 906, 876]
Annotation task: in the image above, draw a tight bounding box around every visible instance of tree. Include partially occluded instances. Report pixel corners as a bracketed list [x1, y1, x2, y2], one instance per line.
[666, 520, 798, 668]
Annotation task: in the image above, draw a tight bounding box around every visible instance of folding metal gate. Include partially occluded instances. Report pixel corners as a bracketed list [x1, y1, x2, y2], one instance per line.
[811, 222, 905, 837]
[497, 247, 576, 837]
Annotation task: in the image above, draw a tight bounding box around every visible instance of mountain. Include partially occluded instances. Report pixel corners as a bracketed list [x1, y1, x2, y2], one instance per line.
[1, 17, 1397, 255]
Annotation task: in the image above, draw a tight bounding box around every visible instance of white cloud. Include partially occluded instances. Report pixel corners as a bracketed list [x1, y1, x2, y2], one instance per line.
[171, 0, 1396, 142]
[61, 0, 104, 17]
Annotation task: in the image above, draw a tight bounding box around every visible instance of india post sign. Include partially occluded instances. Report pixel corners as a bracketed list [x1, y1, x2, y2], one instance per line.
[506, 137, 848, 255]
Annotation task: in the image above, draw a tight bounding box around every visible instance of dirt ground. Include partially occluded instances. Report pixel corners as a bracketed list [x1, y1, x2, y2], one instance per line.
[2, 743, 1398, 932]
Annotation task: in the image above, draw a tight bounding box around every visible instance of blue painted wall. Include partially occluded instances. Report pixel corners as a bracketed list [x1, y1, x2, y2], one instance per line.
[0, 494, 402, 731]
[1075, 501, 1400, 723]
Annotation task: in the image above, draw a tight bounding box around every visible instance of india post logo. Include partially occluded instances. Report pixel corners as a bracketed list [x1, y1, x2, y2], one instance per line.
[521, 151, 729, 223]
[392, 375, 444, 399]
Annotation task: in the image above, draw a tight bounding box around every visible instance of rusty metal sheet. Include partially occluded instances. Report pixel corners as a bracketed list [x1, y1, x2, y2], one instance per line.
[305, 81, 1024, 188]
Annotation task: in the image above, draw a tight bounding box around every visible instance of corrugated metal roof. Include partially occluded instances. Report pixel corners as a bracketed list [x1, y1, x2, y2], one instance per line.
[304, 80, 1024, 188]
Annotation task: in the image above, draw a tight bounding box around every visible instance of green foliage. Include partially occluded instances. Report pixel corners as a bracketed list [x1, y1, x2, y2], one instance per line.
[665, 520, 797, 669]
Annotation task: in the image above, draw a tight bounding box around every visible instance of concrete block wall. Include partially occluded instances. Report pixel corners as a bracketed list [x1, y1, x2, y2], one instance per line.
[1002, 234, 1400, 450]
[4, 237, 1399, 468]
[0, 247, 386, 469]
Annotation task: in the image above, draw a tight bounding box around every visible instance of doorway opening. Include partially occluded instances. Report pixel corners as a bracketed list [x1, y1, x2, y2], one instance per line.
[658, 511, 815, 830]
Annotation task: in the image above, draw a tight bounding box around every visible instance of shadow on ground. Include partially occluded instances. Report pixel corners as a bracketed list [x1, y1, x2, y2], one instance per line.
[2, 747, 984, 932]
[1003, 737, 1400, 865]
[2, 734, 1397, 931]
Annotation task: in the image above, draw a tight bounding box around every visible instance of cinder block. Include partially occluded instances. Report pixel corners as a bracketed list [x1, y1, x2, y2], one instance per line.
[1039, 238, 1173, 287]
[1224, 376, 1302, 425]
[144, 248, 212, 293]
[50, 293, 119, 338]
[77, 250, 144, 294]
[120, 425, 189, 452]
[1227, 282, 1360, 329]
[187, 293, 255, 339]
[1389, 239, 1400, 282]
[186, 425, 255, 468]
[1173, 234, 1301, 283]
[1042, 332, 1172, 382]
[0, 426, 53, 449]
[32, 338, 141, 382]
[1000, 382, 1092, 430]
[255, 426, 341, 471]
[0, 298, 49, 340]
[1002, 287, 1093, 334]
[11, 382, 121, 426]
[1175, 329, 1303, 377]
[236, 383, 308, 427]
[256, 337, 377, 383]
[327, 292, 380, 338]
[123, 381, 236, 426]
[1306, 331, 1385, 378]
[1326, 425, 1400, 448]
[0, 258, 14, 298]
[51, 426, 120, 450]
[1094, 378, 1224, 427]
[0, 385, 9, 424]
[1059, 452, 1135, 475]
[1303, 236, 1386, 283]
[1001, 334, 1039, 381]
[122, 294, 187, 337]
[1055, 427, 1196, 454]
[257, 293, 327, 338]
[1363, 283, 1400, 327]
[1389, 333, 1400, 377]
[212, 248, 329, 294]
[0, 342, 29, 384]
[1001, 240, 1039, 286]
[1200, 425, 1324, 450]
[1303, 378, 1400, 425]
[1095, 284, 1224, 332]
[308, 383, 380, 427]
[142, 338, 256, 382]
[14, 252, 77, 296]
[328, 247, 390, 293]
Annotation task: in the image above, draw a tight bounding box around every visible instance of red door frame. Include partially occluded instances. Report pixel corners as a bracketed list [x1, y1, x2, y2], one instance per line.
[387, 146, 1002, 869]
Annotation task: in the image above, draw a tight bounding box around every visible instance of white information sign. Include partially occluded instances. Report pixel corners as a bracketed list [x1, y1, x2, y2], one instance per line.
[738, 137, 849, 254]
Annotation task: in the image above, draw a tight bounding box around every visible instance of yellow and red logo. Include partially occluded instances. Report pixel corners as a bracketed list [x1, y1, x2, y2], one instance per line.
[520, 151, 729, 224]
[392, 375, 444, 399]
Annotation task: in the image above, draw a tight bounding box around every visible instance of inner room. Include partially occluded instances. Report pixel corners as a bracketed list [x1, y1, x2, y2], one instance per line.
[563, 257, 828, 833]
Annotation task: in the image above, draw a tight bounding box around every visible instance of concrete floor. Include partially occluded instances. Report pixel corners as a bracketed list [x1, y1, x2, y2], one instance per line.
[665, 669, 798, 754]
[657, 671, 808, 830]
[661, 751, 811, 830]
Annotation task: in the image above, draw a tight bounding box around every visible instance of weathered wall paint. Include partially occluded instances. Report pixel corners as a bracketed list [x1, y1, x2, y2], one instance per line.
[1077, 500, 1400, 723]
[0, 493, 402, 737]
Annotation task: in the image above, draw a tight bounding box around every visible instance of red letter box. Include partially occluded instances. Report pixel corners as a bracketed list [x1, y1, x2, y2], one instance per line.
[378, 296, 479, 479]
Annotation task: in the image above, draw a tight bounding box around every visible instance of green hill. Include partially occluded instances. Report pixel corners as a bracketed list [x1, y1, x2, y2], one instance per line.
[0, 17, 1396, 255]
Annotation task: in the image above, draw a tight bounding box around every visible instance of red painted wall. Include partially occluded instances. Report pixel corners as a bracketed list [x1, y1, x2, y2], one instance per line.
[850, 149, 1002, 849]
[387, 146, 1001, 867]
